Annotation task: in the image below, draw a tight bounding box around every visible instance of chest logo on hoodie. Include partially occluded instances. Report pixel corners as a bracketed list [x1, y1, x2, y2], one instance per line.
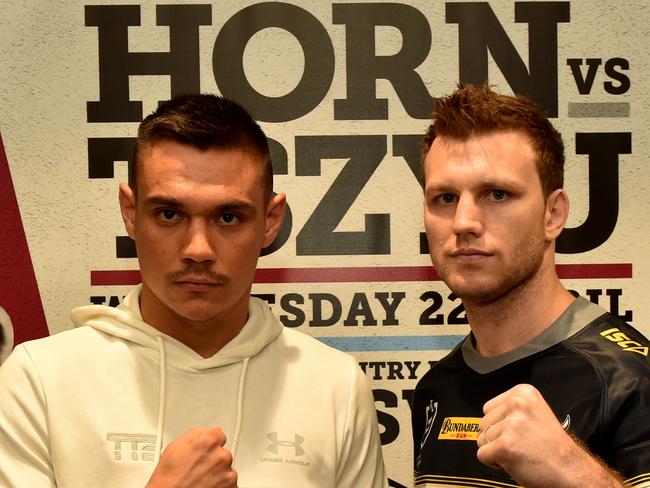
[107, 433, 156, 462]
[261, 432, 312, 467]
[267, 432, 305, 456]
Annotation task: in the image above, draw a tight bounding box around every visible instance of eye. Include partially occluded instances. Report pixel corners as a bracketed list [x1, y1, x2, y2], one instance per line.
[437, 193, 458, 205]
[488, 190, 508, 201]
[156, 208, 183, 222]
[218, 212, 240, 225]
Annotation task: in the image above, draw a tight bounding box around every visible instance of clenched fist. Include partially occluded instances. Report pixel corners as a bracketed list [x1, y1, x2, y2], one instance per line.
[146, 426, 238, 488]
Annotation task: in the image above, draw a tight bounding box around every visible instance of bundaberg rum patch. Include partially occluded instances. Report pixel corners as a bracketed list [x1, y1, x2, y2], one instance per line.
[437, 417, 481, 441]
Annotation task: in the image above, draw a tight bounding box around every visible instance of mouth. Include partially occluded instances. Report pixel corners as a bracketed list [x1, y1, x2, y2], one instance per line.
[169, 266, 231, 289]
[177, 277, 219, 285]
[174, 276, 226, 291]
[449, 249, 492, 262]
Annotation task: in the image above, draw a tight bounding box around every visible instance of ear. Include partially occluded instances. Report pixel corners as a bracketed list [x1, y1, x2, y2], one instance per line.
[119, 183, 137, 240]
[262, 192, 287, 247]
[544, 188, 569, 242]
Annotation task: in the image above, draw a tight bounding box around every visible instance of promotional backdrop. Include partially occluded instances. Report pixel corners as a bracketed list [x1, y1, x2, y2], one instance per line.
[1, 1, 649, 486]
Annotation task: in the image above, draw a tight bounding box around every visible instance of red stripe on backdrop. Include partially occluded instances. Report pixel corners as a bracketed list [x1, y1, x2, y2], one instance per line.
[0, 133, 49, 345]
[91, 263, 632, 286]
[556, 263, 632, 279]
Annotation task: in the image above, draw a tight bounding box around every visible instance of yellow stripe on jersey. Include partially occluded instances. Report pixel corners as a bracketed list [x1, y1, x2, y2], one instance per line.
[414, 473, 521, 488]
[413, 472, 650, 488]
[625, 473, 650, 487]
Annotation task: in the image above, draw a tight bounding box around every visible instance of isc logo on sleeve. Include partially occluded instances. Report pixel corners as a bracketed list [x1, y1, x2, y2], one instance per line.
[600, 328, 649, 356]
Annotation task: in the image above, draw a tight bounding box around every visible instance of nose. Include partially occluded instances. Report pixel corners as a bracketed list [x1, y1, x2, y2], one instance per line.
[451, 196, 483, 237]
[181, 220, 216, 263]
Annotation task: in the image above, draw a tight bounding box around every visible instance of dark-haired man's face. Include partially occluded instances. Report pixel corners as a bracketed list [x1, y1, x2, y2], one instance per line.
[119, 140, 285, 335]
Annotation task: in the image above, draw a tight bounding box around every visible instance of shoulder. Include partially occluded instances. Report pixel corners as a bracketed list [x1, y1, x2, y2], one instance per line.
[262, 328, 373, 398]
[563, 312, 650, 415]
[566, 312, 650, 477]
[568, 312, 650, 374]
[277, 327, 359, 369]
[4, 326, 114, 371]
[414, 339, 465, 394]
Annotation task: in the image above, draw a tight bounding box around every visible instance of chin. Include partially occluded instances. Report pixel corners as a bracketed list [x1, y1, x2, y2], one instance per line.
[453, 289, 503, 306]
[169, 302, 223, 323]
[446, 277, 504, 304]
[452, 277, 530, 306]
[178, 310, 223, 324]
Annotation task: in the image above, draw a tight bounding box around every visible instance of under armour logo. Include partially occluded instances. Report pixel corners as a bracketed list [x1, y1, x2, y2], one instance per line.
[267, 432, 305, 456]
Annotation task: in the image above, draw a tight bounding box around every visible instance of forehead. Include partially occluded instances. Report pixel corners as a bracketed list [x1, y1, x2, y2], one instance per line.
[137, 141, 266, 203]
[424, 130, 540, 190]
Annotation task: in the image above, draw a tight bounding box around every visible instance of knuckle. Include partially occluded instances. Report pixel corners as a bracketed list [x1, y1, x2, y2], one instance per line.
[225, 469, 238, 486]
[516, 383, 538, 397]
[499, 429, 517, 446]
[210, 426, 227, 444]
[220, 448, 234, 466]
[508, 393, 530, 411]
[507, 415, 525, 430]
[476, 447, 489, 463]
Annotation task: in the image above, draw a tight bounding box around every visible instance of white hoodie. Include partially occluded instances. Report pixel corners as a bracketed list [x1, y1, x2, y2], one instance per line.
[0, 287, 387, 487]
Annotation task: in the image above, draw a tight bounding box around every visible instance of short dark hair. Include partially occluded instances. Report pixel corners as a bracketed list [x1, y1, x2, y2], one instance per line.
[422, 84, 564, 197]
[131, 94, 273, 201]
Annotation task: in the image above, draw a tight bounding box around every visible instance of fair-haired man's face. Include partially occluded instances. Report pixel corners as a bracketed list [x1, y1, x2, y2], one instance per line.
[423, 130, 562, 305]
[119, 140, 285, 330]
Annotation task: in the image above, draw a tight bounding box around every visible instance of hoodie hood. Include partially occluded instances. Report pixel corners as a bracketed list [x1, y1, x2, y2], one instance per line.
[70, 286, 282, 461]
[70, 285, 283, 371]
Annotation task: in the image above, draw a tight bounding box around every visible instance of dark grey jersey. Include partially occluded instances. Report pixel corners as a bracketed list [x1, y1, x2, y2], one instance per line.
[412, 297, 650, 487]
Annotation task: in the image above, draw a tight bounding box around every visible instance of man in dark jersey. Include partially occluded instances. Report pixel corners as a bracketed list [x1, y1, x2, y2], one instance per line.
[412, 84, 650, 488]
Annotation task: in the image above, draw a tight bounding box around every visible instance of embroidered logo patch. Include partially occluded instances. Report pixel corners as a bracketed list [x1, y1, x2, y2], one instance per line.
[420, 400, 438, 450]
[107, 433, 156, 461]
[437, 417, 481, 441]
[267, 432, 305, 456]
[260, 432, 312, 468]
[600, 327, 649, 356]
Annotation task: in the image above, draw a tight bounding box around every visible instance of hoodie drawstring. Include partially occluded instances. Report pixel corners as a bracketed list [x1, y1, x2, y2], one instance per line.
[151, 335, 248, 462]
[154, 336, 167, 462]
[230, 356, 249, 459]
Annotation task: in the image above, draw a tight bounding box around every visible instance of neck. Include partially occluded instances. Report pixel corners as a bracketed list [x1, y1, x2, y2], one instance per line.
[138, 286, 248, 358]
[463, 258, 575, 357]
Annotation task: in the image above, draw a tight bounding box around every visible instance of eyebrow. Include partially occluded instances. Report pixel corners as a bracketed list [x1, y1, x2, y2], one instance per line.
[143, 196, 182, 207]
[424, 182, 459, 197]
[425, 178, 526, 195]
[475, 179, 526, 193]
[142, 195, 257, 213]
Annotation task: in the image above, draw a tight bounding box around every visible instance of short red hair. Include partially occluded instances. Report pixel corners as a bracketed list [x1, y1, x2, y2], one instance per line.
[422, 84, 564, 197]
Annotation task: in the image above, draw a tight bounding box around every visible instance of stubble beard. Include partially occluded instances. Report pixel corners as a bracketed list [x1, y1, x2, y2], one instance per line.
[434, 235, 547, 307]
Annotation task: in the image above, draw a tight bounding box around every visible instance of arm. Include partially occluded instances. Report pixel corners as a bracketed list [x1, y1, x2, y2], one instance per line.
[335, 364, 388, 488]
[146, 426, 237, 488]
[476, 384, 624, 488]
[0, 346, 57, 488]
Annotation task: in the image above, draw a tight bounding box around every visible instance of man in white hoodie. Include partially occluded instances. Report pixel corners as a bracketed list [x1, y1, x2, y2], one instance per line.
[0, 94, 387, 488]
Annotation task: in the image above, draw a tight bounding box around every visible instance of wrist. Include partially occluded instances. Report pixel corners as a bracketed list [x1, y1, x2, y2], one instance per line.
[562, 439, 623, 488]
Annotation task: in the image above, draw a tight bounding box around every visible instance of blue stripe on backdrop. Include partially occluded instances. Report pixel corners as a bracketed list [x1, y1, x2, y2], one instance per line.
[316, 335, 466, 352]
